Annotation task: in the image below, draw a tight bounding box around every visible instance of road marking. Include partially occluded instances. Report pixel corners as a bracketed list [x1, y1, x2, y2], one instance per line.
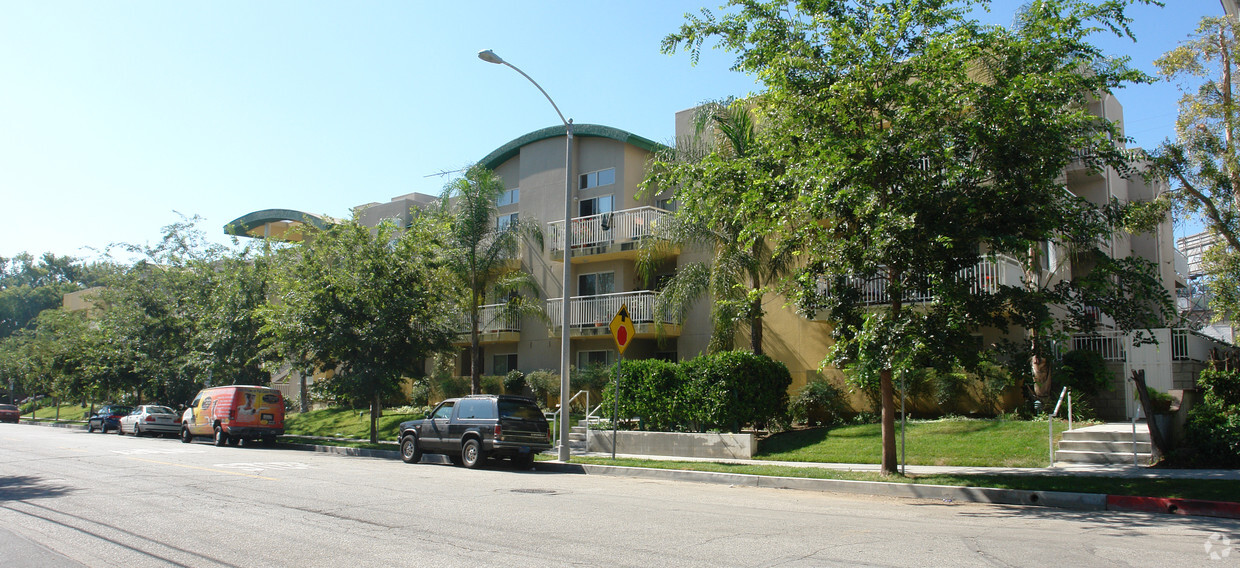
[112, 448, 204, 456]
[213, 462, 310, 473]
[125, 457, 279, 481]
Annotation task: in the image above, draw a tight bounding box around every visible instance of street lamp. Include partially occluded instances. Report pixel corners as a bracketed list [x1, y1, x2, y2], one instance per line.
[478, 49, 575, 462]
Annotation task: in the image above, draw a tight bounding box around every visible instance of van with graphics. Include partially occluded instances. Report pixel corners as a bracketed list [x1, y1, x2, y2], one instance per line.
[181, 385, 284, 447]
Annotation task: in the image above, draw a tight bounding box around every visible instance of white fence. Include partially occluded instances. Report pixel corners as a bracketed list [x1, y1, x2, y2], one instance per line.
[547, 290, 670, 328]
[818, 255, 1024, 306]
[548, 206, 671, 252]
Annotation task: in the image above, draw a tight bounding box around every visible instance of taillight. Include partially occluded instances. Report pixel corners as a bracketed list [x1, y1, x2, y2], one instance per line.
[494, 424, 503, 440]
[145, 416, 155, 422]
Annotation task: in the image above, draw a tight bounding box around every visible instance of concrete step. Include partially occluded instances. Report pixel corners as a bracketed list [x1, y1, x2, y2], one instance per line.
[1055, 449, 1152, 465]
[1058, 440, 1152, 453]
[1060, 429, 1150, 443]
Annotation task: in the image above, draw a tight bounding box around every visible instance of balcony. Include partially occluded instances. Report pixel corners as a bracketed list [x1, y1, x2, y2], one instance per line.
[548, 206, 673, 263]
[454, 304, 521, 345]
[547, 290, 681, 339]
[814, 255, 1024, 312]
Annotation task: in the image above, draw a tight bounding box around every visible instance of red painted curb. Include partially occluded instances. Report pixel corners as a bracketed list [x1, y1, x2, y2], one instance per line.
[1107, 495, 1240, 519]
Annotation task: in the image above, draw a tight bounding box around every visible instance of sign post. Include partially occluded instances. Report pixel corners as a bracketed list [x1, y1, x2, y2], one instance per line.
[608, 304, 635, 459]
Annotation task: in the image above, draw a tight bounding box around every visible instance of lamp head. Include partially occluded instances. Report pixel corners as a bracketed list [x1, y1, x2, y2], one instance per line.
[477, 49, 504, 65]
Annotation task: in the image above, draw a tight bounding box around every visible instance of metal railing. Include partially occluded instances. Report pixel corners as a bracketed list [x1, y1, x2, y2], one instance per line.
[1071, 331, 1127, 361]
[547, 290, 673, 329]
[818, 255, 1024, 306]
[548, 206, 671, 252]
[455, 304, 521, 335]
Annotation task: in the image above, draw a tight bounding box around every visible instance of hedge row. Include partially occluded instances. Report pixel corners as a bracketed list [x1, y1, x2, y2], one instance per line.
[602, 351, 791, 433]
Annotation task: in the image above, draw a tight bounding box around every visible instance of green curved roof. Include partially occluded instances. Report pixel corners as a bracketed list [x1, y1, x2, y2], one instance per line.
[479, 123, 665, 170]
[223, 208, 334, 237]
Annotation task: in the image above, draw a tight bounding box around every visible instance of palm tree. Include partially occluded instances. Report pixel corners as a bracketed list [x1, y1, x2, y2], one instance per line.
[440, 165, 545, 394]
[639, 98, 796, 355]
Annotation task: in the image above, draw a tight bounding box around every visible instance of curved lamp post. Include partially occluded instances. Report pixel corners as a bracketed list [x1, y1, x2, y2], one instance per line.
[478, 49, 575, 462]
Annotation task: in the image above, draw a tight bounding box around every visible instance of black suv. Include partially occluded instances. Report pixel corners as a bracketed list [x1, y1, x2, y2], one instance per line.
[398, 395, 551, 469]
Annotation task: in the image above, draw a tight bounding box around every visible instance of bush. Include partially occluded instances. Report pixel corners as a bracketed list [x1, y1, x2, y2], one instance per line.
[604, 358, 686, 431]
[790, 380, 850, 426]
[1178, 368, 1240, 467]
[1057, 350, 1114, 396]
[681, 351, 791, 432]
[435, 376, 469, 400]
[525, 370, 559, 409]
[503, 370, 527, 396]
[571, 363, 612, 395]
[480, 375, 504, 394]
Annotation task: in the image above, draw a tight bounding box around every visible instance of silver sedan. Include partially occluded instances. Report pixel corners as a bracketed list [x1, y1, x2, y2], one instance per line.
[118, 405, 182, 437]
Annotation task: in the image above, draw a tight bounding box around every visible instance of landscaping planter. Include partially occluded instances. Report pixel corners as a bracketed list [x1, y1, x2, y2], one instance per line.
[588, 431, 754, 459]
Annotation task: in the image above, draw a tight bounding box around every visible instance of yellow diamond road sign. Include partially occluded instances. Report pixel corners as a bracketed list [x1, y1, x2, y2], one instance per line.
[609, 304, 635, 355]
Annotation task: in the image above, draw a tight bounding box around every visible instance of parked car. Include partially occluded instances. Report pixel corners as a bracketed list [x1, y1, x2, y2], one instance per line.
[0, 404, 19, 423]
[181, 385, 284, 447]
[119, 405, 181, 437]
[87, 405, 133, 433]
[397, 394, 551, 469]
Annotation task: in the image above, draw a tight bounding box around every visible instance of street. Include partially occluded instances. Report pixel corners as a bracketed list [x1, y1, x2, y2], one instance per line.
[1, 423, 1236, 567]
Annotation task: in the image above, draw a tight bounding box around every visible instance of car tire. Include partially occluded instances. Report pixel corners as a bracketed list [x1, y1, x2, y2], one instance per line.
[180, 426, 193, 443]
[511, 454, 534, 470]
[227, 437, 239, 447]
[214, 425, 228, 447]
[461, 438, 485, 469]
[134, 424, 142, 437]
[116, 424, 124, 435]
[88, 424, 96, 433]
[400, 435, 422, 464]
[262, 436, 275, 447]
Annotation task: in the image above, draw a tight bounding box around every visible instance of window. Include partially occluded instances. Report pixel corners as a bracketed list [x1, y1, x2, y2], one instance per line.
[579, 167, 616, 190]
[493, 353, 517, 375]
[497, 212, 519, 231]
[577, 350, 615, 368]
[457, 398, 497, 420]
[431, 401, 455, 420]
[578, 272, 614, 296]
[578, 195, 613, 217]
[656, 198, 677, 212]
[497, 188, 519, 207]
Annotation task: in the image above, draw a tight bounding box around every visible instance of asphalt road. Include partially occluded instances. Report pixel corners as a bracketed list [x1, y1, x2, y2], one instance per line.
[1, 423, 1237, 567]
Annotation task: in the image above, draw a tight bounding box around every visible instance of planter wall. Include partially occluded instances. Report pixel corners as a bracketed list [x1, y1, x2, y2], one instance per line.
[588, 431, 754, 459]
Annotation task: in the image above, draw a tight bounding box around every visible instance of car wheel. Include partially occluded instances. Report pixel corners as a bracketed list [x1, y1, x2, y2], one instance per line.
[227, 437, 239, 447]
[262, 436, 276, 447]
[511, 454, 535, 470]
[461, 438, 485, 469]
[133, 424, 142, 437]
[214, 425, 228, 447]
[115, 423, 124, 435]
[180, 426, 193, 443]
[400, 435, 422, 464]
[88, 423, 96, 433]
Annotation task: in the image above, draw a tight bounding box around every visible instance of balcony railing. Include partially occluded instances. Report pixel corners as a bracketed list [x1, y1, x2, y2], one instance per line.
[547, 290, 673, 329]
[1072, 331, 1127, 361]
[456, 304, 521, 335]
[818, 255, 1024, 306]
[548, 206, 671, 252]
[1070, 328, 1234, 363]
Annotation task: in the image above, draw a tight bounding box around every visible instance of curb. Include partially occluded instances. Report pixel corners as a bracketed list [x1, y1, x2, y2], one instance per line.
[533, 462, 1107, 512]
[1107, 495, 1240, 520]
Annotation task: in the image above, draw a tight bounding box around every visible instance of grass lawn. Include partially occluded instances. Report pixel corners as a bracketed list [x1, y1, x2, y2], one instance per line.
[756, 418, 1071, 468]
[567, 457, 1240, 502]
[284, 408, 423, 441]
[27, 403, 93, 422]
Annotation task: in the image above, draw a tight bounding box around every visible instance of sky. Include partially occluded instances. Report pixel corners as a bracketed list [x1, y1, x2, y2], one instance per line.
[0, 1, 1228, 262]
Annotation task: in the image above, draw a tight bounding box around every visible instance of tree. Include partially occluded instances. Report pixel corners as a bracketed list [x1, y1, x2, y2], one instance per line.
[1152, 15, 1240, 319]
[439, 165, 544, 394]
[261, 217, 458, 443]
[664, 0, 1155, 475]
[640, 98, 797, 355]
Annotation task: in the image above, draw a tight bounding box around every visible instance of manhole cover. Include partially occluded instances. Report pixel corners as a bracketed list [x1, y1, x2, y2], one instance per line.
[509, 488, 558, 495]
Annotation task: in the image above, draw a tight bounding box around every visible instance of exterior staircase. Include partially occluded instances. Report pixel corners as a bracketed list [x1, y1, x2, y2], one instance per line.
[1056, 423, 1153, 465]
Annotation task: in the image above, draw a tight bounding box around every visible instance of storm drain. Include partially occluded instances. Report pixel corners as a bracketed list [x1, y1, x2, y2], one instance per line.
[509, 488, 558, 495]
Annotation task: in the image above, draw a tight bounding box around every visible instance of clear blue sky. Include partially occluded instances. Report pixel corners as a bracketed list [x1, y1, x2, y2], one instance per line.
[0, 1, 1225, 261]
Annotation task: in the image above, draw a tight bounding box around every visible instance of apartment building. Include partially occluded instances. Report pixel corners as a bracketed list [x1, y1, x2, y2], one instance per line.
[228, 93, 1230, 420]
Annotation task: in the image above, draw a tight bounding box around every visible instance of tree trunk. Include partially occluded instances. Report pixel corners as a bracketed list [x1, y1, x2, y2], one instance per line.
[880, 367, 898, 476]
[369, 390, 380, 444]
[470, 287, 482, 395]
[299, 372, 309, 413]
[749, 243, 764, 356]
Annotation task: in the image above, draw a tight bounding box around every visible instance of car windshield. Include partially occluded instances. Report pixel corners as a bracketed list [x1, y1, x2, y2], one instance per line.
[107, 407, 132, 415]
[498, 401, 544, 421]
[0, 404, 17, 411]
[146, 406, 176, 415]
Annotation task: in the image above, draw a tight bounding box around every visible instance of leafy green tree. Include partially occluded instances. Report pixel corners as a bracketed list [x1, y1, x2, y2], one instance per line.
[664, 0, 1155, 474]
[640, 98, 796, 355]
[439, 165, 544, 394]
[0, 252, 107, 339]
[261, 217, 458, 443]
[1152, 15, 1240, 318]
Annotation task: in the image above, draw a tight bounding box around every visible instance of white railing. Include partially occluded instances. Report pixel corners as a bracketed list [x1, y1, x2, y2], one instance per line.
[1172, 328, 1231, 362]
[818, 255, 1024, 306]
[547, 290, 672, 328]
[548, 206, 671, 252]
[1072, 331, 1127, 361]
[456, 304, 520, 335]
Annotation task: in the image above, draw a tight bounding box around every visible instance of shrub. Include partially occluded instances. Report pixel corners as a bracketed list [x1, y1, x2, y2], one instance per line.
[571, 363, 612, 395]
[525, 370, 559, 409]
[604, 358, 686, 431]
[503, 370, 527, 396]
[1056, 349, 1114, 396]
[480, 375, 504, 394]
[1178, 368, 1240, 467]
[435, 376, 469, 400]
[789, 380, 850, 426]
[681, 351, 791, 432]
